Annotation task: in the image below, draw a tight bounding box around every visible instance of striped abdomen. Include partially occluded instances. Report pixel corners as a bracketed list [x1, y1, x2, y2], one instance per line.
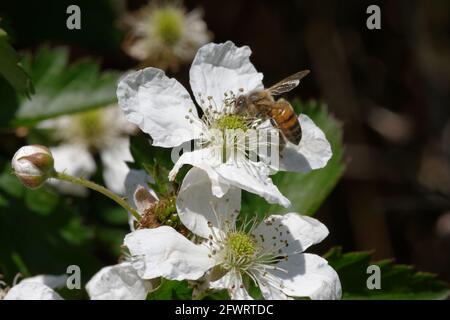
[271, 100, 302, 145]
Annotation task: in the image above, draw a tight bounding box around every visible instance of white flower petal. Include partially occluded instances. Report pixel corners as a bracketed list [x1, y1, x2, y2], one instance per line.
[133, 185, 158, 215]
[117, 67, 203, 148]
[279, 114, 332, 172]
[101, 137, 134, 195]
[4, 282, 63, 300]
[214, 161, 290, 208]
[125, 169, 156, 208]
[210, 270, 253, 300]
[86, 262, 152, 300]
[48, 144, 96, 196]
[20, 274, 67, 289]
[124, 169, 156, 231]
[170, 149, 290, 207]
[177, 167, 241, 238]
[271, 253, 342, 300]
[124, 226, 216, 281]
[170, 148, 231, 197]
[253, 213, 329, 255]
[102, 104, 138, 135]
[190, 41, 263, 112]
[255, 272, 290, 300]
[181, 9, 211, 52]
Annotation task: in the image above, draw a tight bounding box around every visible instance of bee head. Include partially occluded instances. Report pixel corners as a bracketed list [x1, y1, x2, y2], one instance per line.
[234, 95, 247, 114]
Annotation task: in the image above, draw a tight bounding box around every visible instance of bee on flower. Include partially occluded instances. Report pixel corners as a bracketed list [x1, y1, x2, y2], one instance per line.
[117, 41, 332, 208]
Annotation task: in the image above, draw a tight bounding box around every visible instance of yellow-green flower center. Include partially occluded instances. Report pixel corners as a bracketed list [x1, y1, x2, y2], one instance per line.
[75, 109, 104, 139]
[66, 108, 111, 149]
[152, 8, 183, 46]
[213, 114, 248, 132]
[226, 232, 257, 260]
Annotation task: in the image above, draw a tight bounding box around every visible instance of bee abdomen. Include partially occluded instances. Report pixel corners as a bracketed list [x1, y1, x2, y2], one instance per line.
[283, 122, 302, 145]
[272, 103, 302, 145]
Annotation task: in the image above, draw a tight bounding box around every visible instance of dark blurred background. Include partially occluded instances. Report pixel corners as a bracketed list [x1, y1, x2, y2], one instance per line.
[1, 0, 449, 283]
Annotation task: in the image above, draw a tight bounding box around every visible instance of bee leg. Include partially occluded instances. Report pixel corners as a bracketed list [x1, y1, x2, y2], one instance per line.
[269, 118, 286, 157]
[279, 134, 286, 158]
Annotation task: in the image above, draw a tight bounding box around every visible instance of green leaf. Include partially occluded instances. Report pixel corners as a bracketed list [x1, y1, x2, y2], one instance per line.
[242, 100, 345, 218]
[96, 206, 128, 226]
[325, 247, 450, 300]
[147, 280, 193, 300]
[202, 290, 230, 300]
[0, 28, 33, 96]
[10, 46, 120, 126]
[128, 133, 177, 196]
[24, 187, 59, 216]
[95, 227, 127, 258]
[128, 134, 174, 171]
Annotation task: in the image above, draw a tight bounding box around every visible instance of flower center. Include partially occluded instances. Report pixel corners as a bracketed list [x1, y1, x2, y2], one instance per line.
[213, 114, 249, 132]
[227, 232, 256, 257]
[222, 232, 258, 270]
[193, 93, 280, 166]
[152, 8, 183, 46]
[62, 108, 112, 150]
[206, 113, 254, 163]
[76, 109, 103, 138]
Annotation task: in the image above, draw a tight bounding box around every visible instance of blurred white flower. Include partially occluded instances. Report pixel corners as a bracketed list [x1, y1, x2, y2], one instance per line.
[117, 41, 332, 207]
[86, 262, 154, 300]
[38, 105, 137, 196]
[11, 145, 54, 189]
[122, 2, 211, 71]
[124, 168, 341, 300]
[2, 274, 67, 300]
[2, 266, 153, 300]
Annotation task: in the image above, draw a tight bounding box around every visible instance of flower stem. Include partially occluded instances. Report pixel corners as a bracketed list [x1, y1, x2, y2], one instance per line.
[54, 171, 140, 221]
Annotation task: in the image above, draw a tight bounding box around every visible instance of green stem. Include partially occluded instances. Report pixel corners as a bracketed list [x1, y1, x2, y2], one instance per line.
[54, 171, 140, 221]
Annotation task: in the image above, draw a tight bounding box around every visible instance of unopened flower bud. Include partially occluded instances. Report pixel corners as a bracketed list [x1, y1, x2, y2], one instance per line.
[11, 145, 55, 189]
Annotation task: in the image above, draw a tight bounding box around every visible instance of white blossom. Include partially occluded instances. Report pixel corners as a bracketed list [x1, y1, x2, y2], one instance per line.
[2, 274, 67, 300]
[86, 262, 154, 300]
[38, 105, 137, 196]
[117, 41, 332, 207]
[2, 264, 152, 300]
[122, 2, 211, 71]
[124, 168, 341, 300]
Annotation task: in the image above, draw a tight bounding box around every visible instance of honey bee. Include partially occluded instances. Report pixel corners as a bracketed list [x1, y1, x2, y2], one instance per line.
[234, 70, 310, 146]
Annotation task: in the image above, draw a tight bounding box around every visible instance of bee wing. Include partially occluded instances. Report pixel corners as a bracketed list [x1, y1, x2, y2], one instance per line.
[267, 70, 310, 96]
